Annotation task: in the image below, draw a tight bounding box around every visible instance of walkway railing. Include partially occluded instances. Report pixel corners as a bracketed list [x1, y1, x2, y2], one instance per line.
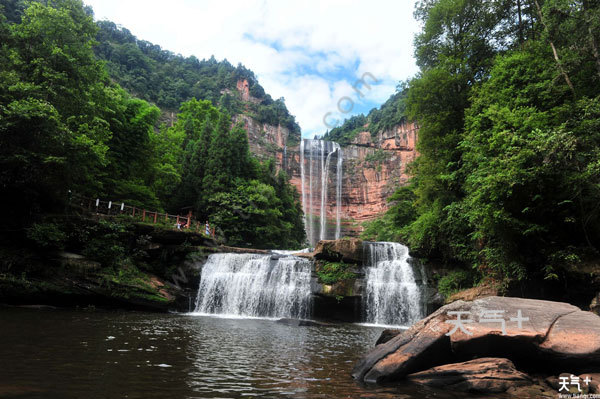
[70, 194, 216, 237]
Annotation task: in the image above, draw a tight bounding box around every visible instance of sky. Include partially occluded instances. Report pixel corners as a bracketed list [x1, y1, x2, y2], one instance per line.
[84, 0, 420, 138]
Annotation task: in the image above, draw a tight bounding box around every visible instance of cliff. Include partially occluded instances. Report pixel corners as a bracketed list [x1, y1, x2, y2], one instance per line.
[231, 80, 419, 237]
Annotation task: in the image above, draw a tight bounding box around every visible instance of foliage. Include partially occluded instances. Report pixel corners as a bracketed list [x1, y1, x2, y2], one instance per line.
[92, 19, 301, 138]
[363, 0, 600, 286]
[323, 87, 408, 144]
[0, 0, 305, 249]
[364, 149, 391, 166]
[361, 186, 418, 243]
[163, 100, 306, 249]
[437, 270, 477, 299]
[79, 219, 128, 268]
[26, 222, 67, 250]
[316, 261, 357, 285]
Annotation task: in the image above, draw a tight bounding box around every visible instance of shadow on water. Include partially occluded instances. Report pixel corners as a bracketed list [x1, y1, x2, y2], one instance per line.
[0, 307, 508, 398]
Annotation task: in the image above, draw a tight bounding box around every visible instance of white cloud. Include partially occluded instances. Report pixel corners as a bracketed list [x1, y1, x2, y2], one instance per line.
[85, 0, 419, 137]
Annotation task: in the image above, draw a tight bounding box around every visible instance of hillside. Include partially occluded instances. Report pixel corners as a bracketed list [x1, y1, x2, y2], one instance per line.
[0, 0, 305, 249]
[93, 20, 300, 143]
[323, 84, 408, 145]
[2, 0, 301, 144]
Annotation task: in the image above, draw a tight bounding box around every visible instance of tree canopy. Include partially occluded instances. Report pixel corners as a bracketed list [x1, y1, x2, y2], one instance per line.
[0, 0, 305, 249]
[362, 0, 600, 285]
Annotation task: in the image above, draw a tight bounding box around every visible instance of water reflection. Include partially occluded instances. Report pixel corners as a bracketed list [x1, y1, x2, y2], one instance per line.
[0, 308, 502, 398]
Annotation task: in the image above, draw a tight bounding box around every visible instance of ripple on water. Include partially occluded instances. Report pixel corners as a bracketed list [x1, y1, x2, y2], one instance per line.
[0, 308, 499, 399]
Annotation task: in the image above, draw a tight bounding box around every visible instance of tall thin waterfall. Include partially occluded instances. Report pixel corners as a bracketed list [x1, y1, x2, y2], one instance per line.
[300, 139, 343, 246]
[194, 253, 312, 319]
[363, 242, 425, 326]
[335, 145, 343, 240]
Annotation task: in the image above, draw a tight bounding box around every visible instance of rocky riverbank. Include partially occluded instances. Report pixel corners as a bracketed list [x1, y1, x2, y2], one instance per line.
[0, 216, 222, 312]
[352, 296, 600, 397]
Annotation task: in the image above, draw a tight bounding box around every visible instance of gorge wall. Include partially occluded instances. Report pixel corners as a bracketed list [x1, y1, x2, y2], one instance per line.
[233, 80, 418, 237]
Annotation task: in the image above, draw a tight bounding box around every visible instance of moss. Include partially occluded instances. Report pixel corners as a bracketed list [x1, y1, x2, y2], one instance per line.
[316, 261, 357, 285]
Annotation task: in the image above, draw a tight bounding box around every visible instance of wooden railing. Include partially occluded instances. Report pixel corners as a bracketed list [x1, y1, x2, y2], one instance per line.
[70, 194, 216, 237]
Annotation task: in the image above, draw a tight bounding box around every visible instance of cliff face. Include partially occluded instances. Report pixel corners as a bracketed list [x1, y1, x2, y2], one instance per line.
[233, 80, 419, 236]
[284, 122, 417, 236]
[338, 122, 418, 233]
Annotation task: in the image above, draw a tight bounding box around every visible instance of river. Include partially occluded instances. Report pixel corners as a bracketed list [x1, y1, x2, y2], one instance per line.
[0, 307, 499, 399]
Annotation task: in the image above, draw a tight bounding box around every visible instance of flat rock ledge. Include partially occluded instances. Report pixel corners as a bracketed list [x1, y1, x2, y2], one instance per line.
[352, 296, 600, 394]
[407, 357, 531, 393]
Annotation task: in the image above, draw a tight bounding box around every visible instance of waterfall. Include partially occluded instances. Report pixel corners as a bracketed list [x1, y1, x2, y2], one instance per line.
[193, 253, 312, 319]
[363, 242, 425, 326]
[335, 146, 343, 239]
[300, 139, 343, 246]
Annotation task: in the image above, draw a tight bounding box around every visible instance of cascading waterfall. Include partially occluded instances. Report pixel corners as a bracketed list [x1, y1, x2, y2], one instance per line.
[363, 242, 425, 326]
[335, 145, 343, 240]
[300, 139, 343, 246]
[193, 253, 312, 319]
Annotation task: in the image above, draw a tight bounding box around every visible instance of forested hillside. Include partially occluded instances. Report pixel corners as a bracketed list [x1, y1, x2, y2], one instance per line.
[93, 20, 301, 141]
[0, 0, 305, 249]
[323, 85, 408, 145]
[363, 0, 600, 291]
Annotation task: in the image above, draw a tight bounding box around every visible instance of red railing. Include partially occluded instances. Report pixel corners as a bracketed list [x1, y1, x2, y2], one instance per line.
[70, 194, 216, 237]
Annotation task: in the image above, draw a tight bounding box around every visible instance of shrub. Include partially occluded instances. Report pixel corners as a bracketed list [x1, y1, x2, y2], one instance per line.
[437, 269, 476, 298]
[26, 223, 67, 250]
[317, 261, 356, 285]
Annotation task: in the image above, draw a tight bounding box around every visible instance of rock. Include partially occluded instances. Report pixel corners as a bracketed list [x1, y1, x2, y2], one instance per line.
[591, 293, 600, 315]
[580, 373, 600, 393]
[313, 238, 363, 264]
[292, 252, 314, 260]
[506, 381, 556, 399]
[376, 329, 404, 346]
[446, 283, 499, 304]
[353, 296, 600, 384]
[548, 372, 600, 394]
[406, 357, 532, 393]
[275, 318, 333, 327]
[218, 246, 270, 254]
[278, 122, 419, 237]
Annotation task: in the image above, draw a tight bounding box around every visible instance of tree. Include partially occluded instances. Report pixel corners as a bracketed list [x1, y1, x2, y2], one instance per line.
[0, 0, 112, 223]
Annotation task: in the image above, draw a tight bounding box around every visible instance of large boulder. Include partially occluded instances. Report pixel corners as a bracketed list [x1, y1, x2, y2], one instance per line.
[353, 296, 600, 384]
[406, 357, 532, 393]
[313, 238, 363, 264]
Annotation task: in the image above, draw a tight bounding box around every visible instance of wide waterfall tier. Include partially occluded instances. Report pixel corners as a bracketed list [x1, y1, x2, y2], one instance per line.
[363, 242, 426, 327]
[300, 139, 343, 246]
[193, 253, 312, 319]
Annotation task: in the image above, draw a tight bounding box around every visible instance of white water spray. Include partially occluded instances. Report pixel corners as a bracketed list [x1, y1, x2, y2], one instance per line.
[194, 253, 312, 319]
[300, 139, 343, 246]
[363, 242, 425, 326]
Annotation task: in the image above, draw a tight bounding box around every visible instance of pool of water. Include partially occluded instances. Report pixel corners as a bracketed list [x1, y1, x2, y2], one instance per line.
[0, 307, 497, 398]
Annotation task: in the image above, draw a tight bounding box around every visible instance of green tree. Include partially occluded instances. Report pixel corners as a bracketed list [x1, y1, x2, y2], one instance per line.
[0, 0, 111, 223]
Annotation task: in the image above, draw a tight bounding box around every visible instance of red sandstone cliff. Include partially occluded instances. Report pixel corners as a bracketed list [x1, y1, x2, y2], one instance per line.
[280, 122, 418, 236]
[233, 79, 419, 236]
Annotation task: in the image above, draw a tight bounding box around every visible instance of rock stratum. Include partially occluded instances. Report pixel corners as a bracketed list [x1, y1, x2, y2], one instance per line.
[352, 296, 600, 395]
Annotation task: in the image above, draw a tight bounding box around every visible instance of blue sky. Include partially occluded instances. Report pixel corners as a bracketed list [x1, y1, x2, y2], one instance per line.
[84, 0, 420, 138]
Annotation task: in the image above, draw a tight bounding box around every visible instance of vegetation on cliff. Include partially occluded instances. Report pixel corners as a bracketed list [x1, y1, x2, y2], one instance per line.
[316, 261, 357, 286]
[1, 215, 212, 309]
[323, 88, 408, 145]
[0, 0, 305, 249]
[362, 0, 600, 289]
